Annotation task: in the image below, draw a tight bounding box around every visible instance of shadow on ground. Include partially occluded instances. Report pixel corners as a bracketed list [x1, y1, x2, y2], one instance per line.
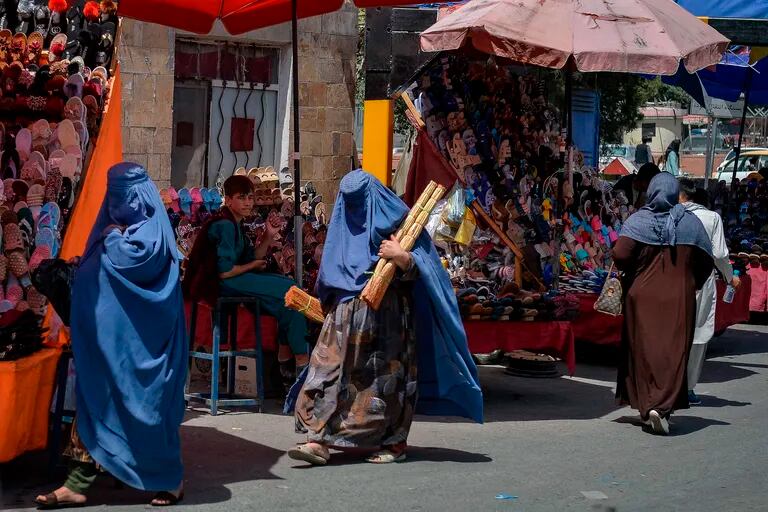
[613, 415, 731, 437]
[1, 425, 283, 509]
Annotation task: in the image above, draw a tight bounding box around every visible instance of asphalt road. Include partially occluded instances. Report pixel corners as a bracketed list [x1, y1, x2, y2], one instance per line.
[2, 324, 766, 512]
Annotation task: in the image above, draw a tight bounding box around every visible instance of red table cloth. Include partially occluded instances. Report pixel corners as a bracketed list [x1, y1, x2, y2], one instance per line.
[571, 294, 624, 346]
[464, 320, 576, 374]
[715, 276, 751, 333]
[185, 301, 279, 352]
[572, 276, 752, 346]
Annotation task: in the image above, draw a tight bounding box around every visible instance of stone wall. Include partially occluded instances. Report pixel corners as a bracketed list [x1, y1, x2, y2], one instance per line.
[116, 6, 358, 195]
[295, 5, 359, 203]
[118, 19, 175, 188]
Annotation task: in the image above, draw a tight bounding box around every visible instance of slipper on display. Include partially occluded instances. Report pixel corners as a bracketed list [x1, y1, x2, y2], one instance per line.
[178, 188, 192, 216]
[64, 146, 82, 171]
[168, 187, 180, 213]
[57, 119, 78, 149]
[73, 120, 89, 152]
[209, 188, 223, 211]
[39, 202, 60, 231]
[200, 188, 213, 211]
[29, 244, 51, 272]
[16, 128, 32, 160]
[64, 72, 85, 99]
[35, 226, 58, 257]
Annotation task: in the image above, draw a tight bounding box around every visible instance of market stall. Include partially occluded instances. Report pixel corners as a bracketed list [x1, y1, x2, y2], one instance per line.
[390, 0, 733, 371]
[0, 4, 123, 463]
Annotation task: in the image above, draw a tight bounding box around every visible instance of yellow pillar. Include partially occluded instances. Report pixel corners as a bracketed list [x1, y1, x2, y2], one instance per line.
[362, 99, 394, 186]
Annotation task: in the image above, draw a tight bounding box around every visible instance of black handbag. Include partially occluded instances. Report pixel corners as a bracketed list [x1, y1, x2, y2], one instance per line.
[31, 258, 77, 326]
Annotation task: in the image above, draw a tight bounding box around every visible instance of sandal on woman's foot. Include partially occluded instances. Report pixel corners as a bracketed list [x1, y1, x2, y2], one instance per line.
[151, 490, 184, 507]
[366, 450, 407, 464]
[34, 491, 86, 509]
[287, 443, 329, 466]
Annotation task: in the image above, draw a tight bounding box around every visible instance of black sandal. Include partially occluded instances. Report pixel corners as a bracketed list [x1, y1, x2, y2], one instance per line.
[151, 491, 184, 507]
[34, 492, 86, 509]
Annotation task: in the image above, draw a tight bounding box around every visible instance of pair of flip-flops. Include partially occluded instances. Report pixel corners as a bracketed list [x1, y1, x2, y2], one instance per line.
[35, 225, 59, 258]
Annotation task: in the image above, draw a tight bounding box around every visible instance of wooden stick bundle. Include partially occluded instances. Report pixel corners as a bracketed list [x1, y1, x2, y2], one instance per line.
[360, 181, 447, 310]
[284, 286, 325, 323]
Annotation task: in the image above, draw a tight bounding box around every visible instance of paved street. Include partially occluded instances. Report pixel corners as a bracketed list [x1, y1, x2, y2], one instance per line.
[2, 324, 766, 512]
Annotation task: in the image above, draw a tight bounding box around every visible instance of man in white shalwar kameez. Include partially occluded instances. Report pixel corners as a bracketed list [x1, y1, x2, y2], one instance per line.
[678, 180, 739, 403]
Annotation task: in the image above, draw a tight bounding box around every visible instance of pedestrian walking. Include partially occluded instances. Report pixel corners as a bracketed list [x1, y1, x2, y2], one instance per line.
[678, 179, 739, 404]
[613, 173, 713, 435]
[663, 140, 681, 176]
[35, 163, 187, 508]
[288, 170, 482, 465]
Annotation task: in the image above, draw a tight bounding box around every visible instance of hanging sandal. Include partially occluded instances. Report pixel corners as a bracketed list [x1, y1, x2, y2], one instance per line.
[287, 443, 329, 466]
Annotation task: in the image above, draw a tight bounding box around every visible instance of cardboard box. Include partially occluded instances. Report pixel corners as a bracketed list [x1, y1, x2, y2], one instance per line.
[234, 356, 258, 398]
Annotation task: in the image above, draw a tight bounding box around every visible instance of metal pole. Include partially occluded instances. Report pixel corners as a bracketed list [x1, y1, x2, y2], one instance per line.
[565, 70, 573, 146]
[291, 0, 303, 287]
[704, 114, 714, 189]
[732, 67, 754, 181]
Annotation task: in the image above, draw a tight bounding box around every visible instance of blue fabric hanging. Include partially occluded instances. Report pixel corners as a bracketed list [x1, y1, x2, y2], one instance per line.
[70, 162, 187, 491]
[317, 170, 483, 423]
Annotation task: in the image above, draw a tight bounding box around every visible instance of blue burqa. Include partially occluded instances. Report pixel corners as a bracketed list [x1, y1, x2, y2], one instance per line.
[70, 162, 187, 491]
[317, 170, 483, 423]
[620, 172, 713, 257]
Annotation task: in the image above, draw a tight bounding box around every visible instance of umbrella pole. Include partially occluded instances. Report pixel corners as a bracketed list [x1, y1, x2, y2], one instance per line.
[291, 0, 303, 287]
[732, 67, 753, 182]
[565, 69, 573, 146]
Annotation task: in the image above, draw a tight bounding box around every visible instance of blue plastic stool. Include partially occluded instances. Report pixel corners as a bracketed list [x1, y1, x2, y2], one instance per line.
[185, 297, 265, 416]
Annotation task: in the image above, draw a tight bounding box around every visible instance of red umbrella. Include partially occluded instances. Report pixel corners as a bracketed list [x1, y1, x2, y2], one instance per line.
[117, 0, 448, 284]
[420, 0, 729, 75]
[118, 0, 433, 34]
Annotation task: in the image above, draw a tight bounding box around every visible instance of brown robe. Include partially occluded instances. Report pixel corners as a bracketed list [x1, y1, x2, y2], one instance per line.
[613, 237, 713, 420]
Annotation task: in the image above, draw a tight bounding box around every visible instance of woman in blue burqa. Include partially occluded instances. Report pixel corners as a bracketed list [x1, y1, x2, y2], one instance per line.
[36, 163, 187, 508]
[288, 170, 483, 465]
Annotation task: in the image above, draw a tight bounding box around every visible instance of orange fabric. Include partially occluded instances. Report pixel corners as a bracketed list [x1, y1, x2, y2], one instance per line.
[60, 65, 124, 260]
[43, 65, 123, 347]
[0, 348, 61, 462]
[118, 0, 445, 35]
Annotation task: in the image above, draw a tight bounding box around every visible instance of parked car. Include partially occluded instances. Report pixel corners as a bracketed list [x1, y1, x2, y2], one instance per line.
[715, 147, 768, 176]
[715, 150, 768, 182]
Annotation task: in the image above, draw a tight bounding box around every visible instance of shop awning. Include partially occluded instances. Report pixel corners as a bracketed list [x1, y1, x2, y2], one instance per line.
[674, 1, 768, 19]
[118, 0, 439, 35]
[661, 50, 768, 107]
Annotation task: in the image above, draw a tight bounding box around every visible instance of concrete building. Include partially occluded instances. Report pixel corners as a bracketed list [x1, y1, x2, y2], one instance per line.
[117, 5, 358, 202]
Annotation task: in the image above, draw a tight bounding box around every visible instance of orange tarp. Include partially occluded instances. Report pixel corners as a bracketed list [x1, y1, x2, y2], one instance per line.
[44, 65, 124, 347]
[60, 64, 124, 260]
[0, 348, 61, 462]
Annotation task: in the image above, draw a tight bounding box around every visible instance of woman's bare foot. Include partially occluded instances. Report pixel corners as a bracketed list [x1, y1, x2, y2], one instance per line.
[150, 484, 184, 507]
[34, 486, 87, 508]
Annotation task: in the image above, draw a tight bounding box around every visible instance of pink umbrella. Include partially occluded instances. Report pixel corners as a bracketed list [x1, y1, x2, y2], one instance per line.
[420, 0, 729, 75]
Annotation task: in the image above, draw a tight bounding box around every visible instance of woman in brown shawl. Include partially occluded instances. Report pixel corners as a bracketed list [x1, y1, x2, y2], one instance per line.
[613, 173, 713, 435]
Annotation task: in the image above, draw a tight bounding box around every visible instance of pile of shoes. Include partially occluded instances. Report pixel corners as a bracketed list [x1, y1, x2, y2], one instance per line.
[558, 269, 608, 294]
[0, 0, 117, 68]
[0, 117, 85, 317]
[455, 283, 562, 322]
[413, 54, 621, 308]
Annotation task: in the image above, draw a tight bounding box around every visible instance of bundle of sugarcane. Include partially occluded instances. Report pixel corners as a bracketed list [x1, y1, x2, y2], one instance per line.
[360, 181, 447, 310]
[284, 286, 325, 323]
